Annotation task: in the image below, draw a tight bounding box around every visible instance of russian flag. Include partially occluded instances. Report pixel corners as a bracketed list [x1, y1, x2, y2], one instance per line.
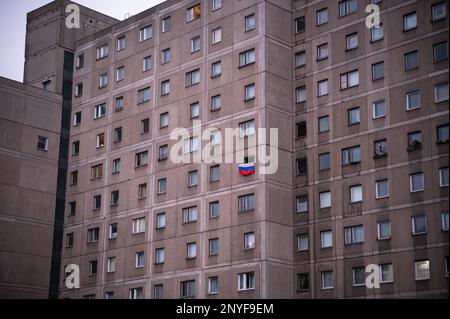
[239, 163, 255, 176]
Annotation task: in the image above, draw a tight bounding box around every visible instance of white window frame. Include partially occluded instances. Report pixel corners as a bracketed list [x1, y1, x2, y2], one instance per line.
[406, 90, 421, 111]
[414, 260, 430, 281]
[139, 25, 152, 42]
[132, 217, 146, 234]
[321, 271, 334, 289]
[350, 185, 363, 203]
[319, 191, 331, 209]
[237, 272, 255, 291]
[375, 179, 389, 199]
[434, 82, 449, 103]
[135, 252, 145, 268]
[409, 172, 424, 193]
[377, 220, 391, 240]
[244, 232, 255, 250]
[297, 234, 309, 252]
[107, 257, 116, 273]
[211, 28, 222, 44]
[109, 223, 118, 239]
[412, 215, 427, 235]
[439, 167, 449, 187]
[320, 230, 332, 248]
[373, 99, 386, 118]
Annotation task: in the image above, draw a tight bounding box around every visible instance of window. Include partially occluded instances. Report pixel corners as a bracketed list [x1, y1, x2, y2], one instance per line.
[87, 227, 99, 244]
[353, 267, 366, 286]
[186, 4, 201, 22]
[433, 42, 448, 62]
[75, 83, 83, 97]
[162, 16, 171, 33]
[372, 62, 384, 80]
[317, 79, 328, 97]
[403, 12, 417, 31]
[107, 257, 116, 273]
[238, 193, 255, 212]
[339, 0, 357, 17]
[298, 273, 309, 290]
[344, 225, 364, 244]
[137, 183, 147, 200]
[158, 178, 167, 194]
[113, 127, 122, 143]
[434, 83, 449, 103]
[432, 1, 447, 21]
[161, 80, 170, 95]
[406, 90, 421, 111]
[68, 201, 76, 217]
[96, 133, 105, 149]
[340, 70, 359, 89]
[37, 136, 48, 151]
[446, 257, 450, 277]
[155, 248, 165, 264]
[135, 252, 145, 268]
[212, 28, 221, 44]
[317, 43, 328, 60]
[105, 292, 114, 299]
[296, 158, 307, 176]
[316, 8, 328, 25]
[321, 230, 332, 248]
[321, 271, 333, 289]
[112, 158, 121, 174]
[245, 83, 256, 101]
[117, 36, 125, 51]
[439, 167, 449, 187]
[156, 213, 166, 229]
[94, 104, 106, 119]
[410, 172, 424, 193]
[442, 211, 449, 231]
[184, 136, 198, 153]
[182, 206, 197, 223]
[346, 33, 358, 50]
[76, 54, 84, 69]
[295, 122, 306, 139]
[208, 276, 219, 295]
[137, 87, 151, 104]
[109, 223, 118, 239]
[99, 73, 108, 88]
[350, 185, 363, 203]
[239, 120, 256, 138]
[407, 131, 422, 150]
[415, 260, 430, 280]
[65, 233, 74, 248]
[188, 170, 198, 187]
[187, 242, 197, 259]
[70, 171, 78, 186]
[377, 220, 391, 240]
[93, 195, 101, 210]
[375, 179, 389, 199]
[191, 36, 201, 53]
[412, 215, 427, 235]
[244, 232, 255, 250]
[132, 217, 146, 234]
[188, 102, 200, 119]
[239, 49, 255, 67]
[437, 124, 449, 143]
[296, 195, 308, 214]
[73, 112, 81, 126]
[211, 95, 221, 111]
[405, 51, 418, 71]
[160, 112, 169, 128]
[210, 165, 220, 182]
[143, 55, 152, 71]
[162, 48, 171, 64]
[96, 44, 108, 60]
[129, 287, 143, 299]
[297, 234, 309, 252]
[115, 97, 124, 111]
[319, 191, 331, 209]
[209, 238, 219, 256]
[342, 146, 361, 165]
[373, 99, 386, 118]
[295, 16, 305, 33]
[140, 118, 150, 135]
[295, 51, 306, 68]
[212, 0, 222, 11]
[186, 69, 200, 87]
[110, 190, 119, 206]
[116, 67, 125, 82]
[91, 164, 103, 180]
[211, 61, 221, 78]
[296, 86, 306, 103]
[139, 25, 152, 42]
[159, 145, 168, 161]
[380, 264, 394, 283]
[238, 272, 255, 290]
[89, 260, 97, 276]
[371, 24, 384, 42]
[210, 201, 219, 218]
[135, 151, 148, 168]
[348, 107, 360, 125]
[319, 153, 330, 171]
[318, 116, 329, 133]
[180, 280, 196, 298]
[245, 14, 256, 31]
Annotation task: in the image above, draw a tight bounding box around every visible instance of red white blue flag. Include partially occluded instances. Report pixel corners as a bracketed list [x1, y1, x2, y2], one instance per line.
[239, 163, 255, 175]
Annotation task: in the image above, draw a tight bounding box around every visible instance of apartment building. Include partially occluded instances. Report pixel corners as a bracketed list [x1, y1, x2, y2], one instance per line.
[0, 0, 448, 299]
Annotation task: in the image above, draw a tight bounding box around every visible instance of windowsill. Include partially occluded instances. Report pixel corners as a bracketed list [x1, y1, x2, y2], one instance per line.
[210, 179, 219, 183]
[188, 185, 198, 188]
[209, 253, 218, 257]
[244, 248, 255, 252]
[93, 208, 100, 212]
[191, 50, 200, 54]
[116, 79, 125, 83]
[350, 201, 363, 204]
[132, 232, 145, 236]
[415, 278, 431, 281]
[135, 164, 148, 169]
[161, 61, 170, 65]
[433, 58, 448, 63]
[137, 100, 150, 105]
[372, 77, 385, 82]
[158, 158, 168, 162]
[432, 17, 447, 23]
[210, 108, 221, 112]
[345, 47, 358, 52]
[321, 287, 334, 290]
[208, 292, 218, 295]
[185, 257, 196, 261]
[110, 204, 118, 207]
[237, 288, 255, 292]
[238, 62, 255, 69]
[37, 148, 48, 152]
[238, 209, 255, 214]
[344, 242, 363, 247]
[155, 226, 165, 230]
[370, 38, 384, 44]
[342, 162, 361, 166]
[405, 67, 419, 72]
[373, 115, 386, 119]
[109, 236, 117, 240]
[182, 221, 197, 225]
[340, 85, 359, 91]
[90, 177, 103, 181]
[154, 262, 164, 266]
[318, 168, 330, 172]
[99, 86, 108, 89]
[69, 184, 77, 187]
[113, 140, 121, 144]
[436, 140, 449, 145]
[316, 57, 328, 62]
[67, 214, 75, 218]
[94, 115, 106, 121]
[244, 28, 255, 33]
[403, 27, 417, 32]
[161, 93, 169, 97]
[211, 74, 221, 79]
[244, 97, 255, 102]
[186, 82, 200, 89]
[96, 56, 108, 61]
[112, 172, 120, 175]
[190, 116, 200, 120]
[296, 289, 309, 293]
[317, 93, 329, 98]
[74, 95, 82, 98]
[295, 65, 306, 70]
[412, 232, 427, 236]
[410, 190, 424, 194]
[115, 107, 123, 112]
[296, 101, 306, 105]
[157, 192, 166, 196]
[319, 130, 329, 134]
[160, 126, 169, 129]
[407, 146, 422, 152]
[296, 211, 308, 215]
[375, 196, 389, 200]
[138, 197, 146, 200]
[377, 237, 391, 241]
[135, 266, 144, 269]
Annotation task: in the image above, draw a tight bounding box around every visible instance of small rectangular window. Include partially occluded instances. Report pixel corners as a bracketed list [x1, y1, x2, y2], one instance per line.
[316, 8, 328, 26]
[403, 12, 417, 31]
[210, 201, 220, 218]
[295, 16, 305, 33]
[139, 25, 152, 42]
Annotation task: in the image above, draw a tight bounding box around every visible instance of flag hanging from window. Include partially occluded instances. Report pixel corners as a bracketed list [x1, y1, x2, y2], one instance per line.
[239, 163, 255, 176]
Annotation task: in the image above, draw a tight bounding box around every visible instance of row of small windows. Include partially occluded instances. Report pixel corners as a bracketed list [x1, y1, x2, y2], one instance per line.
[295, 1, 447, 33]
[294, 169, 449, 213]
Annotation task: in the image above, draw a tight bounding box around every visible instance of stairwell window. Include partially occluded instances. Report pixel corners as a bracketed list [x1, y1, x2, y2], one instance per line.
[143, 55, 152, 71]
[244, 232, 255, 250]
[371, 24, 384, 42]
[317, 43, 328, 60]
[412, 215, 427, 235]
[137, 87, 151, 104]
[350, 185, 363, 203]
[75, 83, 83, 97]
[434, 83, 449, 103]
[162, 48, 171, 64]
[320, 230, 332, 248]
[138, 183, 147, 200]
[433, 42, 448, 62]
[439, 167, 449, 187]
[116, 66, 125, 82]
[296, 195, 308, 214]
[377, 221, 391, 240]
[87, 227, 99, 244]
[372, 62, 384, 80]
[212, 0, 222, 11]
[296, 86, 306, 103]
[135, 252, 144, 268]
[346, 33, 358, 50]
[158, 178, 167, 194]
[297, 234, 309, 252]
[117, 35, 126, 51]
[407, 131, 422, 151]
[405, 50, 419, 71]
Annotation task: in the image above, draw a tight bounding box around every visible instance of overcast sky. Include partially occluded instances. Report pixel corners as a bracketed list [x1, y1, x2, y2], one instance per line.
[0, 0, 166, 82]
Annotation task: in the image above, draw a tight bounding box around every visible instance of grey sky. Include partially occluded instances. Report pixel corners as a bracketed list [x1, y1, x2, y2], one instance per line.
[0, 0, 166, 82]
